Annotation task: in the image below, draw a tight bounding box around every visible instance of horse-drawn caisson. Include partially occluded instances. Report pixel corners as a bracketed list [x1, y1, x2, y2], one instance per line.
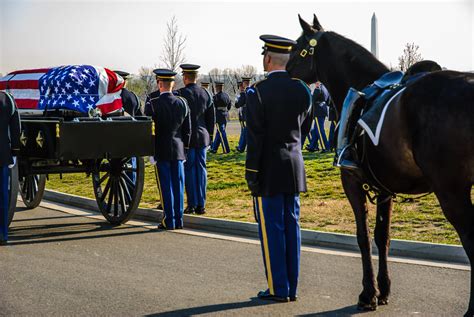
[0, 65, 154, 227]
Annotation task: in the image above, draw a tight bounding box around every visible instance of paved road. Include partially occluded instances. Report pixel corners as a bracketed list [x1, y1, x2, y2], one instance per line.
[0, 203, 470, 316]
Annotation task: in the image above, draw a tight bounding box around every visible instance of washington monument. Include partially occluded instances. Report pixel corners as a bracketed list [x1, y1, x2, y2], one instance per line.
[371, 12, 378, 59]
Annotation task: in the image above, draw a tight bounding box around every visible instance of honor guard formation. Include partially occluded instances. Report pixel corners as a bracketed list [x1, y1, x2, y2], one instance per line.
[0, 34, 349, 303]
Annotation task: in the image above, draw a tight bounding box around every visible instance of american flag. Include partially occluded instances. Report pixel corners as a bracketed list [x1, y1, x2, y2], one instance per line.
[0, 65, 125, 114]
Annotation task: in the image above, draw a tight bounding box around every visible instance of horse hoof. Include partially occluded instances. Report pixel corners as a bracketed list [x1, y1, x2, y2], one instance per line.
[378, 297, 389, 305]
[357, 300, 377, 311]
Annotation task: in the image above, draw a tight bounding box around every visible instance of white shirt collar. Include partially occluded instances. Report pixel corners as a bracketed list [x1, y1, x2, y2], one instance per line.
[160, 91, 172, 95]
[267, 70, 287, 76]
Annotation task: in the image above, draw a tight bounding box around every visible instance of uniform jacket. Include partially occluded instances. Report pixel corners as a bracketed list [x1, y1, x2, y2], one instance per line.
[121, 88, 143, 116]
[235, 91, 247, 122]
[213, 91, 232, 124]
[0, 92, 21, 166]
[144, 90, 160, 116]
[245, 71, 313, 196]
[150, 92, 191, 161]
[177, 83, 215, 148]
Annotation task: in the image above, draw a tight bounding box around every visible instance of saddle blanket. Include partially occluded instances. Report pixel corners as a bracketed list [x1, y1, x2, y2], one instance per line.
[357, 86, 406, 146]
[0, 65, 125, 114]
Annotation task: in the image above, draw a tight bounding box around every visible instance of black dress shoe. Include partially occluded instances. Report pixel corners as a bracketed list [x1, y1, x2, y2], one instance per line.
[175, 225, 183, 229]
[184, 206, 195, 214]
[157, 223, 173, 230]
[290, 295, 298, 302]
[257, 290, 289, 302]
[194, 206, 206, 215]
[0, 239, 8, 246]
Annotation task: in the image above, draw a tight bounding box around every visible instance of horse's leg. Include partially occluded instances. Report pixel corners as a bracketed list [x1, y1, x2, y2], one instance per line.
[433, 184, 473, 316]
[341, 171, 379, 310]
[374, 195, 393, 305]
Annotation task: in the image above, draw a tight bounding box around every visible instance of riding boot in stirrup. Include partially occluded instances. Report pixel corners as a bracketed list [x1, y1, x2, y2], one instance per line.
[334, 88, 364, 171]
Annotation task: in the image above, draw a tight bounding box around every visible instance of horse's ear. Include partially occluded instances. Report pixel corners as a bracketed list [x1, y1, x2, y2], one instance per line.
[298, 14, 313, 34]
[313, 14, 324, 31]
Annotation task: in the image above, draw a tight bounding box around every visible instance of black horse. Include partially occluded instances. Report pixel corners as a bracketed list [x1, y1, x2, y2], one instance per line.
[287, 14, 474, 315]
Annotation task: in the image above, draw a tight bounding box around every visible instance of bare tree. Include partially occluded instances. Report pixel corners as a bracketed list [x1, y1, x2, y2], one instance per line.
[398, 42, 423, 72]
[160, 16, 186, 72]
[138, 66, 157, 97]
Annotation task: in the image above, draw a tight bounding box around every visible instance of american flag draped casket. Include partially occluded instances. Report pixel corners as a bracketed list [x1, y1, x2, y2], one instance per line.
[0, 65, 125, 114]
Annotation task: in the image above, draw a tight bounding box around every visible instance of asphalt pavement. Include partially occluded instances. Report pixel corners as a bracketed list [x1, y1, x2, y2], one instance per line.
[0, 202, 470, 316]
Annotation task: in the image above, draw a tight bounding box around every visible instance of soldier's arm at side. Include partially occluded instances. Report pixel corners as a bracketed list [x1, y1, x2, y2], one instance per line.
[9, 98, 21, 156]
[133, 92, 144, 116]
[245, 87, 264, 195]
[204, 97, 215, 141]
[226, 94, 232, 110]
[300, 82, 314, 137]
[235, 92, 245, 108]
[144, 96, 153, 116]
[179, 99, 192, 150]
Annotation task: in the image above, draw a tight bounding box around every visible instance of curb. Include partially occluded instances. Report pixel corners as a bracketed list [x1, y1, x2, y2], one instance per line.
[43, 189, 468, 265]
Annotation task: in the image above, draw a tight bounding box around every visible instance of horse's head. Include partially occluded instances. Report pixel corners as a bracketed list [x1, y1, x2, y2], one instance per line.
[287, 14, 325, 84]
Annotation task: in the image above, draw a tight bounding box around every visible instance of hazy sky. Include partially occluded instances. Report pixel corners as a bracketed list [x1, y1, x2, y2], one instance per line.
[0, 0, 472, 75]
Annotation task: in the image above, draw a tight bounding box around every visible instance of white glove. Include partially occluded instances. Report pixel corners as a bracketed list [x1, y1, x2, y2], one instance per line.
[8, 157, 16, 169]
[149, 156, 157, 165]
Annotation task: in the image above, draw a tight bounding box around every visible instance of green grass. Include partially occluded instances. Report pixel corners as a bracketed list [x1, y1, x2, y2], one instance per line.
[45, 135, 467, 245]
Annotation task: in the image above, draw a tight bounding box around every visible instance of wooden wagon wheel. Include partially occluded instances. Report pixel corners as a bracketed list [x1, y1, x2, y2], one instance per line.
[19, 174, 46, 209]
[92, 157, 145, 225]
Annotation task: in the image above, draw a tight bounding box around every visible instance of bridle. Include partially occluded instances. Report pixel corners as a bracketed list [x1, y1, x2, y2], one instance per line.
[292, 31, 324, 76]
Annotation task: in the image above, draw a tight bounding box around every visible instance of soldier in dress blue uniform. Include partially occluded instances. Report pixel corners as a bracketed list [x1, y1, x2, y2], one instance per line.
[150, 69, 191, 230]
[210, 82, 232, 154]
[246, 35, 313, 302]
[176, 64, 215, 215]
[0, 91, 20, 244]
[306, 82, 330, 153]
[114, 70, 144, 116]
[235, 77, 251, 153]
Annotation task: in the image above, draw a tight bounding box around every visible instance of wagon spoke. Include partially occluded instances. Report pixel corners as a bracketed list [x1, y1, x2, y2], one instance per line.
[118, 183, 127, 213]
[106, 179, 114, 214]
[113, 179, 119, 217]
[99, 172, 109, 185]
[119, 177, 132, 206]
[100, 177, 112, 203]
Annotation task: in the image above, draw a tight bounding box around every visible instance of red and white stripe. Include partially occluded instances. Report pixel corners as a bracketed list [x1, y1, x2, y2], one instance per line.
[0, 68, 49, 109]
[95, 66, 124, 114]
[0, 66, 125, 114]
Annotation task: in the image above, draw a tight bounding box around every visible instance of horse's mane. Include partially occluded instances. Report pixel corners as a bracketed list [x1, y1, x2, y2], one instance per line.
[324, 31, 388, 75]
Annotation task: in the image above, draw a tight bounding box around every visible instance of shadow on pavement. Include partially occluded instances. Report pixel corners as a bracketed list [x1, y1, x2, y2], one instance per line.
[298, 305, 367, 316]
[11, 214, 85, 222]
[147, 298, 275, 316]
[7, 217, 158, 246]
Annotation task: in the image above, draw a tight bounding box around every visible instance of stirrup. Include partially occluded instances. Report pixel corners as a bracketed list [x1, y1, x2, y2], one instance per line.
[334, 146, 360, 171]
